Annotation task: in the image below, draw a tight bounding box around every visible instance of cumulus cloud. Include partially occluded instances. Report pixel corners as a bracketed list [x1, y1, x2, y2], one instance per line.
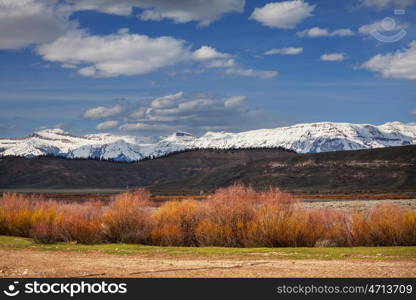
[0, 0, 244, 50]
[0, 0, 72, 50]
[223, 68, 278, 79]
[297, 27, 354, 38]
[63, 0, 245, 26]
[264, 47, 303, 55]
[124, 93, 252, 131]
[361, 0, 414, 9]
[83, 92, 264, 134]
[192, 46, 247, 71]
[96, 120, 119, 130]
[150, 92, 184, 109]
[320, 53, 345, 62]
[249, 0, 315, 29]
[361, 41, 416, 80]
[37, 29, 191, 77]
[192, 46, 230, 61]
[205, 59, 236, 69]
[36, 29, 274, 79]
[83, 104, 124, 120]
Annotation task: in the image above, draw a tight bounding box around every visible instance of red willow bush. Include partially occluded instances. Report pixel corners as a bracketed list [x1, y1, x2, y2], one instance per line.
[0, 193, 54, 237]
[102, 188, 152, 243]
[151, 200, 203, 246]
[0, 186, 415, 247]
[30, 202, 104, 245]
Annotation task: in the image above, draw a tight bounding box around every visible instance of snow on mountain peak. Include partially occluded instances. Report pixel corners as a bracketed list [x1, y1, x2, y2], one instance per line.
[1, 122, 415, 161]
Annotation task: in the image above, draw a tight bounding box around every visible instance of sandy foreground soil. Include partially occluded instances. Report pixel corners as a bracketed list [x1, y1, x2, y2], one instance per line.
[1, 249, 416, 278]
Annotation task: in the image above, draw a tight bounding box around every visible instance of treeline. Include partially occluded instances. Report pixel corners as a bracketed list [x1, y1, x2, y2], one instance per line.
[1, 186, 415, 247]
[141, 146, 296, 161]
[0, 146, 296, 163]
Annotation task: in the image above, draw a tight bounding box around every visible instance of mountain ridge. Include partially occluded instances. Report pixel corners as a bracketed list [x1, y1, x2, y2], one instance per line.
[1, 121, 415, 161]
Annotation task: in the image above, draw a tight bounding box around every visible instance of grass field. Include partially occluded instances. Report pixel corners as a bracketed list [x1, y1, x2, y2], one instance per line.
[1, 236, 416, 278]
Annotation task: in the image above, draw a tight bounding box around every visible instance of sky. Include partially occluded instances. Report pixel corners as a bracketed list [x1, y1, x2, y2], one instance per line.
[0, 0, 415, 137]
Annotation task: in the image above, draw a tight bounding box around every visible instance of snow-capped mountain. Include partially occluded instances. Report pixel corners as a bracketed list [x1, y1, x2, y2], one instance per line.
[1, 122, 415, 162]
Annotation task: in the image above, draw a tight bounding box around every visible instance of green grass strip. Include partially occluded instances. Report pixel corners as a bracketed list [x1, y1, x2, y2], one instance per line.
[1, 235, 415, 261]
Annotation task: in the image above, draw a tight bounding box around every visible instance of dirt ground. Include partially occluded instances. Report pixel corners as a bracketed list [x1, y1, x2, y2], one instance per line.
[1, 249, 415, 278]
[303, 199, 416, 211]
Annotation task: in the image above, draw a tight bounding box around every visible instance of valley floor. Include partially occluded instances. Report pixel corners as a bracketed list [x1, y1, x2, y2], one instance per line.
[1, 237, 416, 278]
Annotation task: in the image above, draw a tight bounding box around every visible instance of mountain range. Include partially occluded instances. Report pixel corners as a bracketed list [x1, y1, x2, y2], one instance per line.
[1, 121, 415, 162]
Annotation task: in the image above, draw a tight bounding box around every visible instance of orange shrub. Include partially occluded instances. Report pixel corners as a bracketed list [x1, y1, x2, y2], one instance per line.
[102, 189, 153, 243]
[258, 187, 297, 207]
[58, 202, 104, 244]
[151, 200, 203, 246]
[1, 188, 416, 247]
[195, 185, 297, 247]
[0, 193, 57, 237]
[29, 204, 62, 244]
[402, 210, 416, 245]
[195, 185, 258, 247]
[349, 210, 371, 246]
[348, 205, 416, 246]
[364, 205, 405, 246]
[317, 209, 351, 247]
[246, 204, 327, 247]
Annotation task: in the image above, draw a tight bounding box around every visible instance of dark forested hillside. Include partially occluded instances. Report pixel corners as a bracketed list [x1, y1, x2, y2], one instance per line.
[1, 146, 415, 195]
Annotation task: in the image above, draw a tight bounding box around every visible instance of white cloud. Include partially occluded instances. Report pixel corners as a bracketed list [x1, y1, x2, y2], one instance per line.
[150, 92, 184, 108]
[410, 109, 416, 115]
[119, 123, 146, 131]
[192, 46, 241, 70]
[297, 27, 354, 38]
[61, 63, 77, 69]
[119, 122, 172, 131]
[0, 2, 270, 80]
[361, 0, 414, 9]
[64, 0, 245, 26]
[115, 92, 261, 133]
[192, 46, 230, 61]
[0, 0, 245, 50]
[321, 53, 345, 62]
[224, 96, 246, 108]
[205, 59, 236, 69]
[264, 47, 303, 55]
[249, 0, 315, 29]
[83, 104, 124, 120]
[136, 93, 249, 120]
[36, 28, 270, 79]
[361, 41, 416, 80]
[0, 0, 72, 50]
[223, 68, 278, 79]
[37, 29, 191, 77]
[96, 120, 119, 130]
[358, 20, 408, 35]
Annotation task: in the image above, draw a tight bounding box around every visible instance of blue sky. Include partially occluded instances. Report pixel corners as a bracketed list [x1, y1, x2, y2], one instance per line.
[0, 0, 415, 137]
